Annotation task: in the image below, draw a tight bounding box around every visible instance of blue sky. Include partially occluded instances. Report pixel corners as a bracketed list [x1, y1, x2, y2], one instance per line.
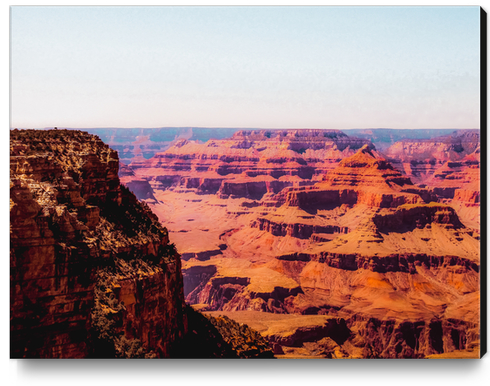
[10, 6, 481, 129]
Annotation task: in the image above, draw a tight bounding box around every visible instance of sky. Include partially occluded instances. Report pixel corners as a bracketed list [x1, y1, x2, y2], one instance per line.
[10, 5, 481, 129]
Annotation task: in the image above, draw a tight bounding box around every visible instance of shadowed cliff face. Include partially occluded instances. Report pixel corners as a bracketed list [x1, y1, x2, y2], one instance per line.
[10, 129, 187, 358]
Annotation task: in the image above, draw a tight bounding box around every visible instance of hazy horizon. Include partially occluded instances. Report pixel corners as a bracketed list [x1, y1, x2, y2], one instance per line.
[11, 6, 481, 130]
[10, 126, 479, 131]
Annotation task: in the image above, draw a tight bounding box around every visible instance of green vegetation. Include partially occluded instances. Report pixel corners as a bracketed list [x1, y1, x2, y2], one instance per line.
[170, 306, 274, 358]
[90, 273, 147, 358]
[206, 314, 275, 358]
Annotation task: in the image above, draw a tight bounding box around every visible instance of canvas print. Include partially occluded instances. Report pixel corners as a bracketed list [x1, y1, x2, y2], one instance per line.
[10, 6, 483, 359]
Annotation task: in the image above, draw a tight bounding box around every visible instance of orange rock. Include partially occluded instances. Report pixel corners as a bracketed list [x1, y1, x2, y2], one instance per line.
[10, 129, 187, 358]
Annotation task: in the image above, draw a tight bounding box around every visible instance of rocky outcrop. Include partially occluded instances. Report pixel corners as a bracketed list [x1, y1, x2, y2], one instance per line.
[454, 188, 480, 204]
[420, 154, 481, 229]
[182, 261, 304, 314]
[282, 187, 422, 210]
[203, 313, 274, 358]
[277, 250, 479, 275]
[171, 306, 274, 358]
[322, 145, 414, 187]
[201, 309, 478, 358]
[217, 178, 301, 200]
[346, 314, 479, 358]
[126, 129, 372, 198]
[265, 317, 350, 348]
[372, 203, 464, 232]
[385, 130, 480, 162]
[261, 145, 427, 214]
[385, 130, 480, 184]
[10, 129, 187, 358]
[430, 162, 480, 205]
[253, 217, 349, 239]
[186, 273, 303, 314]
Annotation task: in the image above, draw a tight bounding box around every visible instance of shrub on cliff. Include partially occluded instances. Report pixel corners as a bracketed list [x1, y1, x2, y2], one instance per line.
[206, 314, 275, 359]
[89, 272, 148, 358]
[170, 306, 274, 359]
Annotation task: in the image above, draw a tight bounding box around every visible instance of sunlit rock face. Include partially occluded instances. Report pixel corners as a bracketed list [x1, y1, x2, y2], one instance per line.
[108, 128, 480, 359]
[125, 129, 373, 199]
[382, 130, 480, 231]
[148, 141, 480, 358]
[10, 129, 187, 358]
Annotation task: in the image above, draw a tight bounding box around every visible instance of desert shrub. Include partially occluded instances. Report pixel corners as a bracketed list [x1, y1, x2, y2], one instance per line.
[90, 272, 150, 358]
[114, 336, 146, 359]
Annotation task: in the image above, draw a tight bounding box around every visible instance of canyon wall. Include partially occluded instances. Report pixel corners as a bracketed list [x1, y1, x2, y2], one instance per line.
[10, 129, 187, 358]
[112, 128, 480, 358]
[126, 129, 372, 201]
[384, 130, 480, 185]
[168, 142, 480, 358]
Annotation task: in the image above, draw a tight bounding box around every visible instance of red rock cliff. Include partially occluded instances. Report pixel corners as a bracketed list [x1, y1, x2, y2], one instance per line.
[126, 129, 372, 200]
[10, 129, 187, 358]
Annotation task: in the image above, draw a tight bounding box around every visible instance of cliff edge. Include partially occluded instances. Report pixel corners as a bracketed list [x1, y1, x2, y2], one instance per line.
[10, 129, 187, 358]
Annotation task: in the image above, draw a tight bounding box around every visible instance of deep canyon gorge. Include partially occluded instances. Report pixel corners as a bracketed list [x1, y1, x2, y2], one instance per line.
[10, 127, 481, 358]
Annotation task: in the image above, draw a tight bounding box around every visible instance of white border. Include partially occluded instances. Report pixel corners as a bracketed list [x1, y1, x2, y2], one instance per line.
[3, 2, 489, 386]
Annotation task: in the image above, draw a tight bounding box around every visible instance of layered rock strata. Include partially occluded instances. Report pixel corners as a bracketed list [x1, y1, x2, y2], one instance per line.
[126, 129, 372, 201]
[108, 128, 481, 358]
[404, 145, 481, 229]
[10, 129, 187, 358]
[384, 129, 480, 185]
[246, 146, 432, 246]
[176, 143, 480, 358]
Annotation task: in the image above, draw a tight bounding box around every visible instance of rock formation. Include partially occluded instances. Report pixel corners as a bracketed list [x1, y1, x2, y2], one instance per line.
[133, 132, 481, 358]
[94, 127, 481, 358]
[384, 130, 480, 230]
[10, 129, 188, 358]
[170, 305, 274, 358]
[127, 129, 372, 200]
[10, 129, 273, 359]
[384, 129, 480, 184]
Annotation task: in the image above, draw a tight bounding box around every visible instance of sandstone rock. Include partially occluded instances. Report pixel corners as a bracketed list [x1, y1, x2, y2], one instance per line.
[111, 129, 481, 359]
[10, 129, 186, 358]
[125, 129, 372, 200]
[120, 178, 157, 202]
[384, 129, 480, 185]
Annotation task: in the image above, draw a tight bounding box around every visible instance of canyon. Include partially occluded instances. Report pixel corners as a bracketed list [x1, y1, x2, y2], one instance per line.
[118, 128, 481, 358]
[9, 129, 272, 358]
[10, 127, 481, 359]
